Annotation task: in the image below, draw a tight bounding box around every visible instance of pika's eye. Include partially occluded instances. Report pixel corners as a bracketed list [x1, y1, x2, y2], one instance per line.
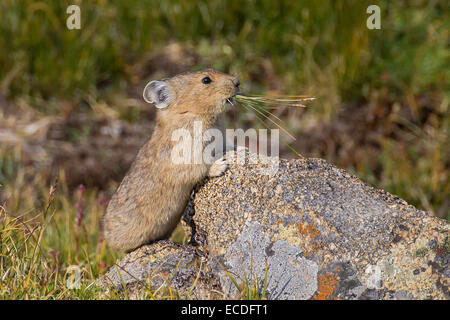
[202, 76, 212, 84]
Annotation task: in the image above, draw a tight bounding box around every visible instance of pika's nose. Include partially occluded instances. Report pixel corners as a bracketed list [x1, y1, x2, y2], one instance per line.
[231, 77, 240, 90]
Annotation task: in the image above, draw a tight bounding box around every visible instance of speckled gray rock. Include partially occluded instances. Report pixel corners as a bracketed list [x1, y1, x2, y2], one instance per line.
[98, 153, 449, 300]
[97, 241, 221, 299]
[191, 153, 449, 300]
[209, 221, 319, 299]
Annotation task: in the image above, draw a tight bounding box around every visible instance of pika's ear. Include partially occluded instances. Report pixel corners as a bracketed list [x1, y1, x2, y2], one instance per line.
[143, 80, 171, 109]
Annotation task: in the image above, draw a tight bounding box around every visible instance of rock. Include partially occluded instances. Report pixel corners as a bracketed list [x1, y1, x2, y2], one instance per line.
[98, 153, 449, 300]
[97, 241, 221, 299]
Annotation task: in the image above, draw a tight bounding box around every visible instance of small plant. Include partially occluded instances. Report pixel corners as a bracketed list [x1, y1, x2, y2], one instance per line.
[217, 258, 270, 300]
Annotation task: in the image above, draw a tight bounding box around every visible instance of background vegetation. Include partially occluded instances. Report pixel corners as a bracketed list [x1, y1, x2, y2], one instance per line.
[0, 0, 448, 299]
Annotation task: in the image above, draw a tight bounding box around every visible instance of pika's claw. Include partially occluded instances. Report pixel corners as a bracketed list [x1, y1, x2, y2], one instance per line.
[208, 157, 228, 177]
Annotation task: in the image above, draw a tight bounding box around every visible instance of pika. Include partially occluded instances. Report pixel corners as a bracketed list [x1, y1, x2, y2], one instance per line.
[101, 69, 240, 252]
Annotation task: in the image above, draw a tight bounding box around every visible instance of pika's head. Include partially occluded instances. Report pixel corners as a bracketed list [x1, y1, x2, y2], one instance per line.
[143, 69, 240, 116]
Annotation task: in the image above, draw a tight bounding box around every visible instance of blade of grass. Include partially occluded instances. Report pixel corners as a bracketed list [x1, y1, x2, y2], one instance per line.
[239, 100, 296, 140]
[239, 102, 304, 158]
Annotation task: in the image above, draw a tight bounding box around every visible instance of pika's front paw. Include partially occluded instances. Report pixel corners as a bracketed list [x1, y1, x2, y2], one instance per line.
[208, 157, 228, 177]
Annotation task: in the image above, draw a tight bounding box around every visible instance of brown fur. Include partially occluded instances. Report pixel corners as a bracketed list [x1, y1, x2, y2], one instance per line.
[101, 69, 239, 252]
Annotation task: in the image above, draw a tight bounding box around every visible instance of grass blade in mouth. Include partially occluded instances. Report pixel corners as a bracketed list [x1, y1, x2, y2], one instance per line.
[236, 94, 315, 108]
[235, 93, 315, 157]
[235, 93, 315, 138]
[240, 99, 295, 140]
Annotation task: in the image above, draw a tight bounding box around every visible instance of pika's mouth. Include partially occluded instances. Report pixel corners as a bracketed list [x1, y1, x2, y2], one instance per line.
[225, 96, 235, 107]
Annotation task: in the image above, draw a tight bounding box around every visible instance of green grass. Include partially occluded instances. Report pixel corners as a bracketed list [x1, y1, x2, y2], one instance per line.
[0, 146, 116, 299]
[226, 264, 269, 300]
[0, 146, 195, 300]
